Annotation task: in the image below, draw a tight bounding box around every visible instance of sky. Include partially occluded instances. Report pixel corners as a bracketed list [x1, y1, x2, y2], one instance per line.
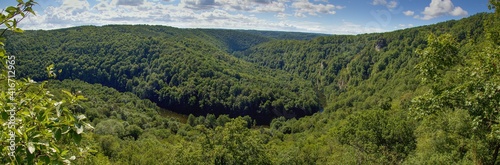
[2, 0, 493, 34]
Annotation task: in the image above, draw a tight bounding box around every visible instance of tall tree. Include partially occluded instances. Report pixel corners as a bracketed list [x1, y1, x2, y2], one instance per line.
[412, 1, 500, 164]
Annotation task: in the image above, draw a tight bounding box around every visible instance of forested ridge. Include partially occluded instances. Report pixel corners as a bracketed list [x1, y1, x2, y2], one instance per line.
[2, 1, 500, 164]
[6, 26, 324, 124]
[235, 13, 486, 112]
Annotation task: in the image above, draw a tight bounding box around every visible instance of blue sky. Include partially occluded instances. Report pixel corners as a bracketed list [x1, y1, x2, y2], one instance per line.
[2, 0, 492, 34]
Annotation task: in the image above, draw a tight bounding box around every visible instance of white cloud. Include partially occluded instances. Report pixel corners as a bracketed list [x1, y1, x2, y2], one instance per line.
[251, 0, 273, 4]
[417, 0, 468, 20]
[19, 0, 385, 34]
[403, 10, 414, 16]
[180, 0, 216, 9]
[254, 2, 287, 13]
[275, 12, 290, 19]
[372, 0, 398, 9]
[386, 1, 397, 9]
[450, 7, 467, 16]
[216, 0, 288, 13]
[20, 0, 295, 31]
[59, 0, 91, 15]
[397, 23, 414, 29]
[291, 0, 343, 17]
[176, 0, 290, 13]
[338, 21, 385, 34]
[116, 0, 145, 6]
[372, 0, 386, 5]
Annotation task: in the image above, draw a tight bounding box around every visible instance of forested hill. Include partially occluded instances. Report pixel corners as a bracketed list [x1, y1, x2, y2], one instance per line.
[199, 29, 327, 52]
[6, 25, 322, 124]
[4, 9, 500, 164]
[4, 13, 487, 125]
[235, 13, 487, 112]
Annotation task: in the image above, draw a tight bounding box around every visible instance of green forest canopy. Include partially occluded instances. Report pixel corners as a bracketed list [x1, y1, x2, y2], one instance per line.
[2, 2, 500, 163]
[6, 26, 325, 124]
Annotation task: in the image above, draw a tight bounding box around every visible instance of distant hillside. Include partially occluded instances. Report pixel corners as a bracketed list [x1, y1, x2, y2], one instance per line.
[235, 13, 487, 112]
[6, 25, 321, 124]
[200, 29, 327, 53]
[235, 30, 329, 40]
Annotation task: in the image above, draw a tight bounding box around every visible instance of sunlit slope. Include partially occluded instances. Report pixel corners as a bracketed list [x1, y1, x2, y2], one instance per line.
[6, 25, 321, 124]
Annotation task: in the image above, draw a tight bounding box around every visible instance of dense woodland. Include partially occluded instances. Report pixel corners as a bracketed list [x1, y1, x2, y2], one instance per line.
[1, 0, 500, 164]
[5, 26, 325, 124]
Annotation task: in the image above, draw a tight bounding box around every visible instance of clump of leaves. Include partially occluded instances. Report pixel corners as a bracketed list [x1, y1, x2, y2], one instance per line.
[1, 79, 94, 164]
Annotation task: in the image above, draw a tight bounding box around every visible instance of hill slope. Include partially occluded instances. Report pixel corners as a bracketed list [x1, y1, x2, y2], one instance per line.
[6, 25, 321, 124]
[235, 13, 487, 112]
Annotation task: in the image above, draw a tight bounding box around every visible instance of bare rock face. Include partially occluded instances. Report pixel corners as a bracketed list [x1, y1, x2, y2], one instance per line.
[375, 38, 387, 51]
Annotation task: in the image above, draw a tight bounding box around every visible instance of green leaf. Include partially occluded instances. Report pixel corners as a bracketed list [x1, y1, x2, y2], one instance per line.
[61, 150, 69, 157]
[1, 111, 8, 120]
[76, 114, 86, 121]
[54, 101, 62, 117]
[5, 22, 12, 28]
[84, 122, 95, 130]
[13, 28, 23, 33]
[62, 159, 71, 164]
[26, 8, 36, 15]
[26, 126, 37, 133]
[40, 155, 50, 164]
[27, 152, 35, 164]
[73, 132, 82, 144]
[61, 126, 70, 134]
[27, 142, 35, 154]
[75, 124, 84, 134]
[61, 90, 73, 97]
[54, 129, 62, 141]
[47, 64, 57, 78]
[5, 6, 18, 14]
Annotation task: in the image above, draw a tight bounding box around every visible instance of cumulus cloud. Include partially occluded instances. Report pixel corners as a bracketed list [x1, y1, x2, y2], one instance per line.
[386, 1, 397, 9]
[291, 0, 343, 17]
[19, 0, 384, 34]
[449, 7, 467, 16]
[252, 0, 272, 4]
[58, 0, 91, 15]
[372, 0, 398, 9]
[177, 0, 288, 13]
[416, 0, 468, 20]
[216, 0, 287, 13]
[180, 0, 216, 9]
[21, 0, 295, 31]
[403, 10, 414, 16]
[116, 0, 145, 6]
[372, 0, 386, 5]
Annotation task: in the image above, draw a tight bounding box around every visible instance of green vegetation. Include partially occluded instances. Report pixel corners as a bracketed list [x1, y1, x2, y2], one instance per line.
[1, 0, 500, 164]
[1, 1, 93, 164]
[235, 13, 486, 113]
[6, 25, 321, 124]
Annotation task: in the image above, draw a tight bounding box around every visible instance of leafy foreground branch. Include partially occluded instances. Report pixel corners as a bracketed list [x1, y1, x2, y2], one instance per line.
[0, 79, 94, 164]
[1, 0, 94, 164]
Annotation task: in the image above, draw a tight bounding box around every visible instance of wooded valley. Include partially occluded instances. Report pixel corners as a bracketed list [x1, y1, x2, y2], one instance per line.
[1, 0, 500, 164]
